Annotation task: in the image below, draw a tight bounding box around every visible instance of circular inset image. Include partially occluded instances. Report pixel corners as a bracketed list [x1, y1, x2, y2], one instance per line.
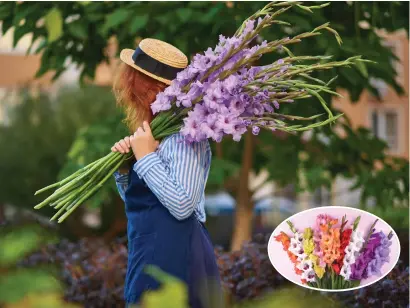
[267, 206, 401, 291]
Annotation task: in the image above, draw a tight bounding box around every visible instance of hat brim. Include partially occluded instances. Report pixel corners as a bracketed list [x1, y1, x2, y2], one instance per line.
[120, 49, 172, 85]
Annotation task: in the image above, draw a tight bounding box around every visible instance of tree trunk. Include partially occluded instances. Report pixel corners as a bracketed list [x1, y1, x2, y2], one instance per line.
[230, 131, 254, 251]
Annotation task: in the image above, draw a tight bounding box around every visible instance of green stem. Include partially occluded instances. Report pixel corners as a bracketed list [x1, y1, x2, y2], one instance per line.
[34, 157, 103, 195]
[50, 201, 71, 221]
[52, 185, 82, 209]
[64, 153, 121, 211]
[58, 158, 124, 223]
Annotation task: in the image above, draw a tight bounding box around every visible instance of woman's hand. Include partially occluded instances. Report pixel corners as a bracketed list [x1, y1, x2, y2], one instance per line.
[130, 121, 159, 160]
[111, 136, 131, 154]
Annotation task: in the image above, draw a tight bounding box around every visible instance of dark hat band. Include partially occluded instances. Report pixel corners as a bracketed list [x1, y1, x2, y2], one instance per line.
[132, 47, 184, 81]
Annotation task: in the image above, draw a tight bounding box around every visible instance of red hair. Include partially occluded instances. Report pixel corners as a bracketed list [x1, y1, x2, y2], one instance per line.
[113, 62, 167, 132]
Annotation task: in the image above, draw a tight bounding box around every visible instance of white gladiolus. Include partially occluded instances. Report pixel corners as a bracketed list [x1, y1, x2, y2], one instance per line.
[289, 237, 303, 255]
[289, 246, 303, 256]
[352, 230, 365, 244]
[297, 252, 308, 262]
[340, 264, 352, 281]
[294, 232, 303, 243]
[301, 269, 316, 282]
[297, 259, 313, 272]
[290, 237, 301, 248]
[340, 226, 365, 279]
[345, 241, 362, 254]
[343, 252, 355, 266]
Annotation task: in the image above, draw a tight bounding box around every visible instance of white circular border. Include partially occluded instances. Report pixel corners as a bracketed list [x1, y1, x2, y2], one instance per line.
[267, 206, 402, 292]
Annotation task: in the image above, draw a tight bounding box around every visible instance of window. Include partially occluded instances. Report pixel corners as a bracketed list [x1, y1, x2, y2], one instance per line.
[370, 108, 401, 153]
[369, 77, 389, 99]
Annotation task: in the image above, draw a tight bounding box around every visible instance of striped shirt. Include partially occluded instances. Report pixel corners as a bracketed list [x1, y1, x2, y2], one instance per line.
[114, 133, 211, 222]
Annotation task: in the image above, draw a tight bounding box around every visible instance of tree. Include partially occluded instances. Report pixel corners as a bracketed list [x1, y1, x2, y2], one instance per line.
[0, 86, 128, 238]
[1, 1, 408, 250]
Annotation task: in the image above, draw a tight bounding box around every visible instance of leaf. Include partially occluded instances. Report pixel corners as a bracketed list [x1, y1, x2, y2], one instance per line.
[13, 24, 30, 48]
[0, 2, 15, 20]
[102, 9, 131, 33]
[354, 59, 368, 77]
[0, 269, 61, 303]
[35, 50, 52, 78]
[350, 280, 361, 288]
[12, 3, 38, 26]
[142, 266, 188, 308]
[200, 5, 222, 23]
[34, 39, 48, 54]
[44, 7, 63, 42]
[0, 228, 41, 266]
[1, 16, 14, 36]
[176, 8, 193, 23]
[129, 14, 149, 33]
[67, 20, 88, 40]
[5, 293, 79, 308]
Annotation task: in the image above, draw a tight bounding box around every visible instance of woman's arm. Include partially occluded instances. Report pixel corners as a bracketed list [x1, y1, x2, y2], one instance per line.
[133, 134, 210, 220]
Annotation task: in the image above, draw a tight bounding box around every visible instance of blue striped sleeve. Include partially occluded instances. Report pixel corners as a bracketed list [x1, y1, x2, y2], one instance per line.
[113, 171, 129, 202]
[133, 134, 208, 221]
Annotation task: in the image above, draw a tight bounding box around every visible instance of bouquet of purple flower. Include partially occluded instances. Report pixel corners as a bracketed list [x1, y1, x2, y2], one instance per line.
[34, 1, 369, 222]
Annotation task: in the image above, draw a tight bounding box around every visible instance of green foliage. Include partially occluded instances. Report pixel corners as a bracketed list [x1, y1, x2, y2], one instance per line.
[303, 123, 409, 207]
[132, 266, 342, 308]
[44, 7, 63, 42]
[0, 1, 408, 209]
[236, 287, 340, 308]
[0, 269, 61, 303]
[366, 206, 409, 229]
[58, 113, 128, 208]
[0, 227, 46, 267]
[0, 224, 77, 307]
[0, 86, 120, 211]
[208, 158, 241, 188]
[138, 266, 189, 308]
[1, 1, 407, 89]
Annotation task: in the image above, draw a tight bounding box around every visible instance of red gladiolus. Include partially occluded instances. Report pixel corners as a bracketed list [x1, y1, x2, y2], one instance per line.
[338, 229, 353, 262]
[332, 228, 353, 273]
[294, 265, 303, 275]
[275, 232, 302, 276]
[341, 229, 353, 244]
[332, 263, 341, 275]
[288, 251, 298, 263]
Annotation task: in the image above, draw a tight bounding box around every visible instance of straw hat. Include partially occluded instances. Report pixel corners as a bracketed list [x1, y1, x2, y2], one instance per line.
[120, 38, 188, 85]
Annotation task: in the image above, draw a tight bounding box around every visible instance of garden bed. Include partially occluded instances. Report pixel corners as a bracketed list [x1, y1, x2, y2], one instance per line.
[20, 233, 409, 308]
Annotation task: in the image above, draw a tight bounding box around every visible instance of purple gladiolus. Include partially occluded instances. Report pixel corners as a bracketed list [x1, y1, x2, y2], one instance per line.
[150, 8, 346, 145]
[151, 92, 172, 114]
[365, 232, 392, 277]
[263, 103, 274, 113]
[252, 126, 260, 135]
[350, 232, 383, 280]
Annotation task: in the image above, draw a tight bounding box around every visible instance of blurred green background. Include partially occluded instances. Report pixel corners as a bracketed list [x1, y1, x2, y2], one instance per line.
[0, 1, 408, 307]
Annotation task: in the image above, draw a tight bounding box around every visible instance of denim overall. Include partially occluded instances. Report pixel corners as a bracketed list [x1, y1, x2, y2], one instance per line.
[123, 165, 221, 307]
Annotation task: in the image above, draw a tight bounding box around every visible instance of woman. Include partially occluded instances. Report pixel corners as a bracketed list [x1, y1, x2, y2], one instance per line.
[111, 38, 222, 307]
